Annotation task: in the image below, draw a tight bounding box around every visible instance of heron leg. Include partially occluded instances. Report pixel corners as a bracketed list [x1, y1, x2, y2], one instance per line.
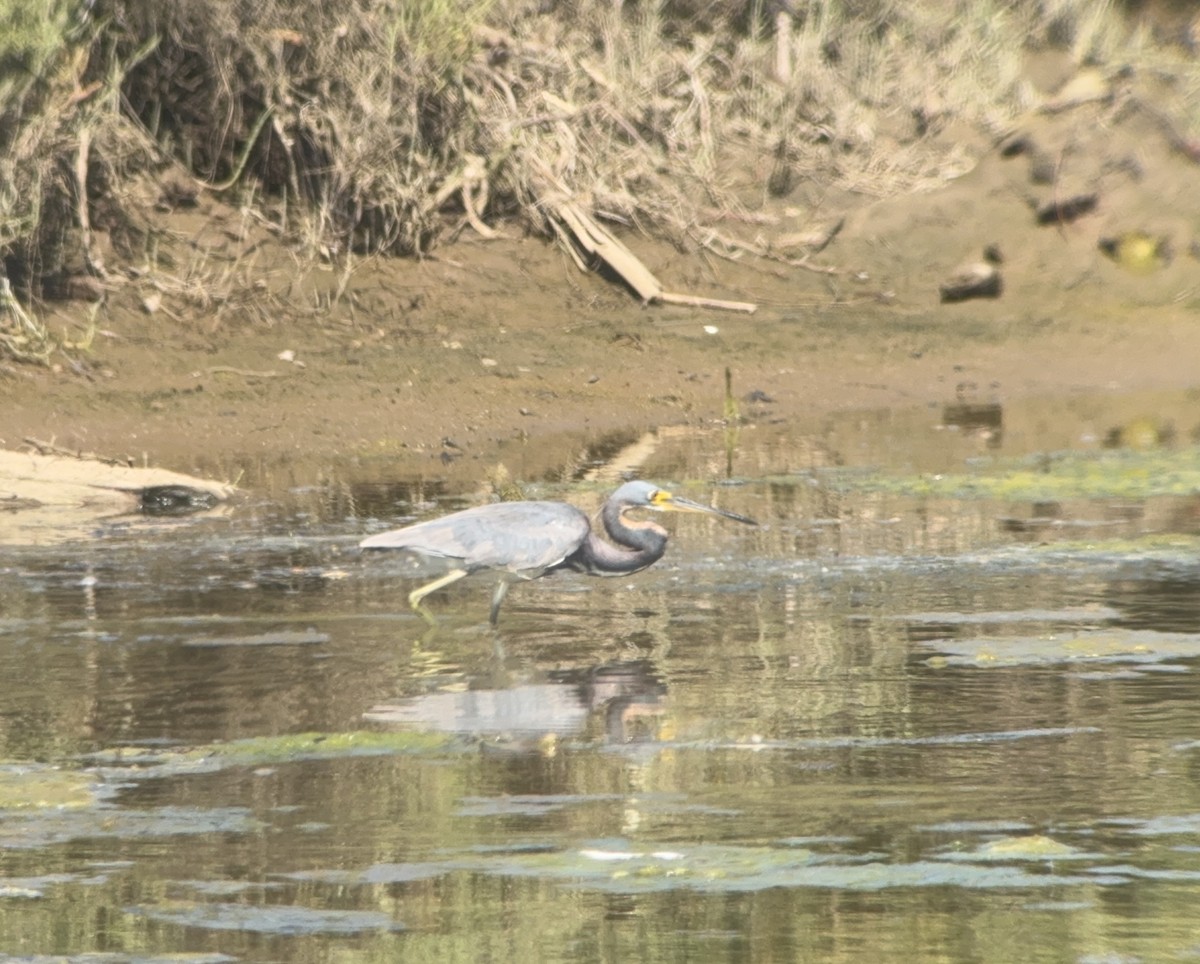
[488, 578, 512, 627]
[408, 568, 469, 623]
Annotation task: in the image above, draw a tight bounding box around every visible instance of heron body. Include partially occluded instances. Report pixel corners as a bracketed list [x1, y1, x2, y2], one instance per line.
[359, 480, 756, 624]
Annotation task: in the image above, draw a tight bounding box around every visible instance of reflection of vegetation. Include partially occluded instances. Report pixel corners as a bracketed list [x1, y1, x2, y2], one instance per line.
[8, 413, 1200, 957]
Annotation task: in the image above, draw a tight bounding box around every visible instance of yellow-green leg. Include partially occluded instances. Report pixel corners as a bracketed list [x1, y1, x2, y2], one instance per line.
[408, 568, 469, 624]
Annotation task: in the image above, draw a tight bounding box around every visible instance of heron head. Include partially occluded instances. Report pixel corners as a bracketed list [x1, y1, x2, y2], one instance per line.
[612, 480, 757, 525]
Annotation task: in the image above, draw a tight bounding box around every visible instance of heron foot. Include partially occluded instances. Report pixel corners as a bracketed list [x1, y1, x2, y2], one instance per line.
[410, 596, 440, 626]
[407, 568, 469, 624]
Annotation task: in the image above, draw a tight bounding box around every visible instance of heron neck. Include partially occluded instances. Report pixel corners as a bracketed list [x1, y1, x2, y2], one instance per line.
[575, 529, 667, 575]
[569, 502, 667, 575]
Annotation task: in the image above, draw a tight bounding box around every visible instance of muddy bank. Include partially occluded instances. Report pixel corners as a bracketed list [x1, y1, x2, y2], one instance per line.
[7, 255, 1196, 488]
[4, 79, 1199, 487]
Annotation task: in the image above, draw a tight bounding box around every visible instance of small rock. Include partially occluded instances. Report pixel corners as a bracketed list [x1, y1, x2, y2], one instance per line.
[998, 134, 1031, 157]
[1034, 193, 1098, 225]
[1027, 149, 1057, 185]
[939, 262, 1002, 303]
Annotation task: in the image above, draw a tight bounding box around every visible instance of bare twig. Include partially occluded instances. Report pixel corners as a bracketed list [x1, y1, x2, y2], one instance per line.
[24, 436, 128, 465]
[696, 227, 841, 275]
[76, 127, 109, 281]
[195, 366, 289, 379]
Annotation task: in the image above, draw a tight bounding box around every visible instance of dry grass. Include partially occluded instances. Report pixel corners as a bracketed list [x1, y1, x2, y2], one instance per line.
[1, 0, 1198, 358]
[0, 278, 55, 365]
[0, 0, 90, 282]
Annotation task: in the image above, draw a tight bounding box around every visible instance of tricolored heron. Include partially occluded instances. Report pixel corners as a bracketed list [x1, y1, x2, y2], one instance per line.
[359, 480, 757, 625]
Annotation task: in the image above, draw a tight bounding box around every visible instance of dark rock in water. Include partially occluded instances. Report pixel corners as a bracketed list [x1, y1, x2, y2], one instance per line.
[1, 448, 235, 545]
[139, 485, 221, 516]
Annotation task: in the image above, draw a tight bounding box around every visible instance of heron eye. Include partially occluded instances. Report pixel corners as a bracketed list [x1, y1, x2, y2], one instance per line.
[650, 489, 670, 506]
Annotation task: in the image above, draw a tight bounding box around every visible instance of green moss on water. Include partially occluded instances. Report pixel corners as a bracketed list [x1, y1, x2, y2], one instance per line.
[1026, 533, 1200, 556]
[921, 628, 1200, 669]
[812, 446, 1200, 501]
[89, 730, 463, 778]
[443, 842, 1098, 892]
[126, 900, 401, 935]
[976, 835, 1081, 859]
[181, 730, 458, 763]
[0, 766, 99, 809]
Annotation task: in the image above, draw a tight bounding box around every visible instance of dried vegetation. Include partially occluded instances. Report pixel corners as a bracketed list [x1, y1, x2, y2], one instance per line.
[1, 0, 1197, 359]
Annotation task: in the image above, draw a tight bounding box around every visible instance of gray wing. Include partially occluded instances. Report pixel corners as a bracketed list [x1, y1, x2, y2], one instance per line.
[360, 501, 591, 575]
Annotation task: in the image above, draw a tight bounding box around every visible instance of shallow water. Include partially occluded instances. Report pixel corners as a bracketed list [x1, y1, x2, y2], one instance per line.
[4, 390, 1200, 962]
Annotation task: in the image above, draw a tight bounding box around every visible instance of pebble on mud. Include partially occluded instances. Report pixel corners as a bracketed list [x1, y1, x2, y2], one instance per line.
[939, 261, 1003, 303]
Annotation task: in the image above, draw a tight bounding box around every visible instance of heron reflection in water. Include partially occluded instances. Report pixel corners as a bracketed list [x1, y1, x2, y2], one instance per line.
[360, 480, 757, 625]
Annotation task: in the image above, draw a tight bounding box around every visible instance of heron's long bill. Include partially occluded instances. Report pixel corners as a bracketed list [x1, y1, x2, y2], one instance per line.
[659, 493, 758, 526]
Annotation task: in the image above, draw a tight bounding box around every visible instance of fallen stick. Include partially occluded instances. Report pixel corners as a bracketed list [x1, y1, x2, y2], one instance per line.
[658, 291, 758, 314]
[549, 200, 759, 312]
[553, 201, 662, 301]
[698, 226, 841, 275]
[198, 366, 288, 379]
[547, 217, 590, 272]
[25, 437, 125, 465]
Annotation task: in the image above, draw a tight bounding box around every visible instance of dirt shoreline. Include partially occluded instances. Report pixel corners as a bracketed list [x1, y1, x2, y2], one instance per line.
[5, 84, 1199, 486]
[5, 234, 1197, 487]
